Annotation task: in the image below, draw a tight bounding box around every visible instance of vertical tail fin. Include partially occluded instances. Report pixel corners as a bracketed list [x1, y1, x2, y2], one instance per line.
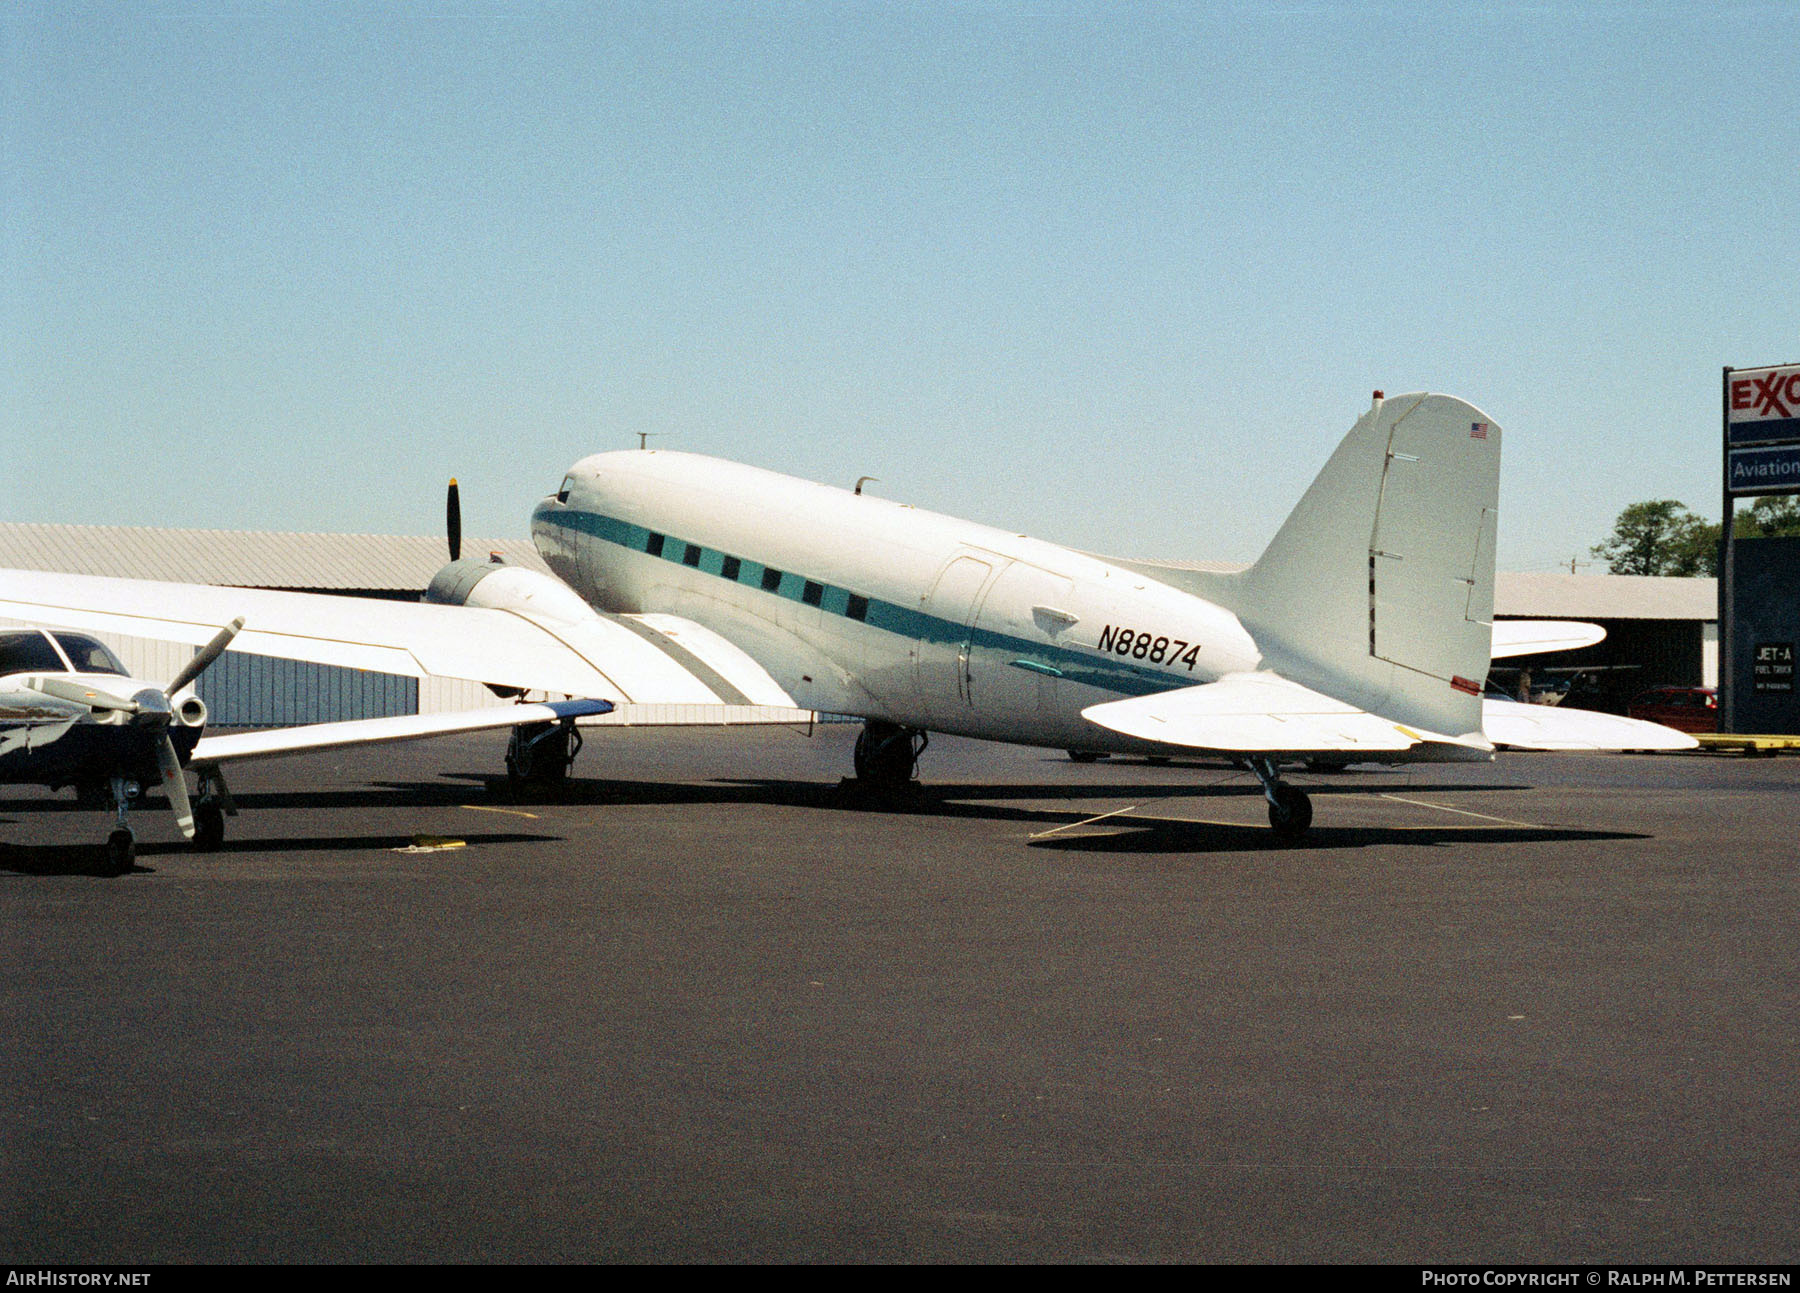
[1226, 392, 1500, 738]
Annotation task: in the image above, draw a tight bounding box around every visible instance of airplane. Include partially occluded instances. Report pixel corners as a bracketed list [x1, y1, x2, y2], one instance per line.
[0, 620, 609, 873]
[0, 390, 1697, 853]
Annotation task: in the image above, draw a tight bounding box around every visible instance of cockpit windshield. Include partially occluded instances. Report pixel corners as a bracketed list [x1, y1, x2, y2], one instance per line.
[0, 629, 71, 677]
[52, 633, 127, 676]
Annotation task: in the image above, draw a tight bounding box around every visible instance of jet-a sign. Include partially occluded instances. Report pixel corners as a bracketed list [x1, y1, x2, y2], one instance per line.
[1727, 363, 1800, 446]
[1754, 642, 1794, 693]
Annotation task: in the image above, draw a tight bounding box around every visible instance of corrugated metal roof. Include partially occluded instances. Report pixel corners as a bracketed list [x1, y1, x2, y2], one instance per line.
[1117, 557, 1718, 622]
[0, 523, 549, 591]
[1493, 572, 1716, 621]
[1, 523, 1717, 621]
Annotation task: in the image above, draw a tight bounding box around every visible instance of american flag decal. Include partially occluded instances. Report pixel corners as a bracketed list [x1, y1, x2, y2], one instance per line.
[1470, 422, 1489, 440]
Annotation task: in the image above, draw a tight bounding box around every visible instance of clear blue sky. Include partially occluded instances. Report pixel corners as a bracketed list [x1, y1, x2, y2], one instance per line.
[3, 0, 1794, 570]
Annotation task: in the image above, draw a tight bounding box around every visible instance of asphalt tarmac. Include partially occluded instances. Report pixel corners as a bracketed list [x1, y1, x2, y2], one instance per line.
[3, 725, 1796, 1263]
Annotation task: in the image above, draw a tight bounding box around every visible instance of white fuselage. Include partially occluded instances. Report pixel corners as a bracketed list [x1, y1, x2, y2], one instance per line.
[532, 451, 1262, 751]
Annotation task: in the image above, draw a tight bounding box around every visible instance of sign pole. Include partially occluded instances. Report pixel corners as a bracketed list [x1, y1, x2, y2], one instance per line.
[1720, 366, 1733, 732]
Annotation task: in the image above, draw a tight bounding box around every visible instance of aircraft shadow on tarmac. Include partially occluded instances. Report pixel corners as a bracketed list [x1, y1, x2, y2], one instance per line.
[3, 770, 1538, 821]
[460, 773, 1644, 854]
[1026, 817, 1645, 855]
[420, 771, 1640, 854]
[2, 772, 1634, 870]
[0, 830, 562, 878]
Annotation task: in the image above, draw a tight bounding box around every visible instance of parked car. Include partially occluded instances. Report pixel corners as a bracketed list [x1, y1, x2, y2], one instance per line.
[1626, 686, 1718, 734]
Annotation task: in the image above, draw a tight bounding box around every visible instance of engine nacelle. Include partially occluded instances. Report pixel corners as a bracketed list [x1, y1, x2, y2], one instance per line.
[173, 692, 209, 728]
[423, 556, 601, 624]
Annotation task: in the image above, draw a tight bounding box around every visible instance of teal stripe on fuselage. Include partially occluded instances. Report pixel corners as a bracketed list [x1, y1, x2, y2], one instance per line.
[539, 509, 1181, 699]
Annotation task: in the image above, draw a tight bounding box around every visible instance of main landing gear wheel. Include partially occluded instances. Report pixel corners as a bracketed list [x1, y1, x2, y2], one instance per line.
[853, 721, 928, 790]
[105, 829, 135, 877]
[193, 803, 226, 853]
[507, 718, 582, 792]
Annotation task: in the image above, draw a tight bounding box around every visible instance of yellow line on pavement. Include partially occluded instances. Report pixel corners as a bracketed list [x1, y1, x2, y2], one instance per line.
[1029, 804, 1142, 839]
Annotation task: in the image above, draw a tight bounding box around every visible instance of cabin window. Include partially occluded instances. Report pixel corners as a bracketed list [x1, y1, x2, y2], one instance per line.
[645, 533, 665, 557]
[683, 543, 703, 567]
[761, 567, 784, 593]
[0, 629, 69, 676]
[802, 581, 823, 607]
[51, 633, 126, 675]
[845, 594, 869, 621]
[721, 556, 741, 581]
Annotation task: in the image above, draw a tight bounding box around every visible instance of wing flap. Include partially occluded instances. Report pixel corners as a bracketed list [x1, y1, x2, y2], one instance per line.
[1081, 672, 1487, 753]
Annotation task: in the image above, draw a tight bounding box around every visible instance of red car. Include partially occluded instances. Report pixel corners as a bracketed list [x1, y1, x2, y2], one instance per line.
[1626, 687, 1718, 734]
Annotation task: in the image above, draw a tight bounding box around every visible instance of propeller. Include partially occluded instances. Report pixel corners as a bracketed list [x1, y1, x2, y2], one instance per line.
[447, 478, 462, 563]
[24, 676, 143, 713]
[156, 733, 195, 839]
[31, 617, 244, 841]
[157, 617, 243, 839]
[167, 618, 245, 697]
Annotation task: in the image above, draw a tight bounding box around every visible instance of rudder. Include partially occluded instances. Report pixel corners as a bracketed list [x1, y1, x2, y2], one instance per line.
[1225, 393, 1501, 738]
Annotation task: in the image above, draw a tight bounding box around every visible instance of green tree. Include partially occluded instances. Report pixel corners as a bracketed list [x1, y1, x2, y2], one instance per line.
[1591, 500, 1719, 576]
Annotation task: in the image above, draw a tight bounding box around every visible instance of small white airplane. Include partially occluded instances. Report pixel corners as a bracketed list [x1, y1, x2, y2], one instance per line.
[0, 390, 1695, 853]
[0, 621, 608, 873]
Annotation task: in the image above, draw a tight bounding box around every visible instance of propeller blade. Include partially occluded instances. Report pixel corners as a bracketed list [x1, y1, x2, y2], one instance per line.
[23, 676, 140, 713]
[157, 734, 196, 840]
[166, 617, 245, 697]
[447, 478, 462, 563]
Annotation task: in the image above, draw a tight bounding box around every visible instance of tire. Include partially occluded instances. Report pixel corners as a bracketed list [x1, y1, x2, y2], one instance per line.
[854, 722, 917, 788]
[507, 722, 570, 789]
[193, 804, 226, 853]
[1267, 784, 1313, 838]
[1067, 750, 1101, 763]
[105, 829, 135, 876]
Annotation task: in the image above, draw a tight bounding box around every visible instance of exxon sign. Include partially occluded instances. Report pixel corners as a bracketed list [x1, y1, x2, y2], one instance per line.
[1727, 363, 1800, 447]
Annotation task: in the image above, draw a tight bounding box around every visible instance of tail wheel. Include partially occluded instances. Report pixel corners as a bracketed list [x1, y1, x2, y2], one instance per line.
[1267, 784, 1313, 838]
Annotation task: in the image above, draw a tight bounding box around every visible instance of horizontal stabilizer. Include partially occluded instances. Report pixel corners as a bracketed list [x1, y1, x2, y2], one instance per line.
[1081, 673, 1489, 754]
[1481, 698, 1698, 751]
[1490, 620, 1606, 660]
[189, 698, 613, 766]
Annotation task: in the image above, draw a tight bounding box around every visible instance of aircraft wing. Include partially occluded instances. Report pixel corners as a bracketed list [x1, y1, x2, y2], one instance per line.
[1490, 620, 1606, 659]
[187, 698, 613, 766]
[1480, 697, 1698, 751]
[0, 568, 800, 712]
[1080, 673, 1490, 754]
